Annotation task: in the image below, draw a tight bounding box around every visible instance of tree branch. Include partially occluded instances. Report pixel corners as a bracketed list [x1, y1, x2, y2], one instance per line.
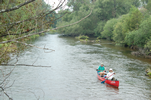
[2, 0, 65, 27]
[0, 0, 67, 37]
[1, 10, 70, 37]
[0, 66, 15, 85]
[50, 7, 93, 30]
[0, 86, 13, 100]
[1, 28, 36, 37]
[0, 0, 35, 13]
[14, 41, 55, 52]
[0, 6, 93, 44]
[1, 64, 51, 67]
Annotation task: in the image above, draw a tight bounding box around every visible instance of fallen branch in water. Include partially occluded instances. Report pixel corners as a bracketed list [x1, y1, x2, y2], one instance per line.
[1, 64, 51, 67]
[0, 66, 16, 100]
[0, 86, 13, 100]
[14, 41, 55, 52]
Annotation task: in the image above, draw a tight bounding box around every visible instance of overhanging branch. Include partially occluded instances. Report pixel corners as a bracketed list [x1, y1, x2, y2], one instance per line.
[0, 0, 35, 13]
[1, 64, 51, 67]
[0, 6, 93, 44]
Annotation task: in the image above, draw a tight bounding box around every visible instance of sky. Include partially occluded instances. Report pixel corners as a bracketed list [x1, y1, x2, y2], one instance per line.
[44, 0, 68, 12]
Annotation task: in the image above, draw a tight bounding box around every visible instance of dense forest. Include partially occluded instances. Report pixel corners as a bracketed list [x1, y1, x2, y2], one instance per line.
[57, 0, 151, 57]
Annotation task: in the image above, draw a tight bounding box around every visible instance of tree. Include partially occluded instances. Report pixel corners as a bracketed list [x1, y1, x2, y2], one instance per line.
[113, 14, 129, 43]
[94, 21, 106, 37]
[113, 6, 143, 44]
[94, 0, 140, 20]
[57, 0, 141, 37]
[125, 12, 151, 48]
[133, 17, 151, 47]
[57, 1, 94, 36]
[0, 0, 93, 99]
[126, 6, 143, 31]
[101, 18, 118, 40]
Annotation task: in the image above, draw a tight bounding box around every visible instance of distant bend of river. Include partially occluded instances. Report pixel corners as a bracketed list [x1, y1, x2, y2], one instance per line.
[0, 34, 151, 100]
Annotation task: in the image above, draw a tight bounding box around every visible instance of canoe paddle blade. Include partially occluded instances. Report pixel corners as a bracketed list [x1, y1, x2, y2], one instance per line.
[101, 80, 106, 84]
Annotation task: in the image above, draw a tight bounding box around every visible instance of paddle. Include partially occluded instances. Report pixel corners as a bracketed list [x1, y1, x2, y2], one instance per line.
[101, 73, 114, 84]
[96, 69, 105, 72]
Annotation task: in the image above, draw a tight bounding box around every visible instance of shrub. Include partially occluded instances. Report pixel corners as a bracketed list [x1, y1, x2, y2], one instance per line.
[101, 18, 118, 40]
[75, 35, 89, 40]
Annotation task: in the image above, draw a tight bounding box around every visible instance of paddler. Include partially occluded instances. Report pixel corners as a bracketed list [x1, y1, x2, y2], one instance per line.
[96, 63, 106, 77]
[106, 68, 116, 81]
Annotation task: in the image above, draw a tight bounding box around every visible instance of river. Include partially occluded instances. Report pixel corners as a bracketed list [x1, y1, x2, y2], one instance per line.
[1, 34, 151, 100]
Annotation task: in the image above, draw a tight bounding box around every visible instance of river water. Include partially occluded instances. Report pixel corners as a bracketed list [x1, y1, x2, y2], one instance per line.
[1, 34, 151, 100]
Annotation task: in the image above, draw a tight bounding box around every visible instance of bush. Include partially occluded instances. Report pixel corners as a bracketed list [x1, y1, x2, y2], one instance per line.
[125, 30, 137, 46]
[148, 72, 151, 76]
[101, 18, 118, 40]
[0, 44, 3, 48]
[134, 17, 151, 47]
[145, 39, 151, 49]
[113, 6, 143, 44]
[75, 35, 89, 40]
[147, 68, 151, 77]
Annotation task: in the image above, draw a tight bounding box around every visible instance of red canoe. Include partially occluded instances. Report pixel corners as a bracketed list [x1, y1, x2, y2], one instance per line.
[97, 73, 119, 88]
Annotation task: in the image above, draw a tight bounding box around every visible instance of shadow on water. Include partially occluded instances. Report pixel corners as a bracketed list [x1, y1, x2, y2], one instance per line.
[99, 40, 151, 65]
[105, 84, 119, 92]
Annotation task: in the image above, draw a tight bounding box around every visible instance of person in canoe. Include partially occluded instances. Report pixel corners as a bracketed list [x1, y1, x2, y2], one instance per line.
[96, 63, 106, 77]
[106, 68, 116, 81]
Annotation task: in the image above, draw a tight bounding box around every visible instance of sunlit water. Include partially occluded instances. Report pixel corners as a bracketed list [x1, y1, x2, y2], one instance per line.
[0, 34, 151, 100]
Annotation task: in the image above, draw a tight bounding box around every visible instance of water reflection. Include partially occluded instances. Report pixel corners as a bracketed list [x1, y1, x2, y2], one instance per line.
[105, 84, 119, 93]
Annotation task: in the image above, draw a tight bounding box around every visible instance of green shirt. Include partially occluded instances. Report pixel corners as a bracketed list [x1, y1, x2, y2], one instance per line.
[98, 66, 105, 72]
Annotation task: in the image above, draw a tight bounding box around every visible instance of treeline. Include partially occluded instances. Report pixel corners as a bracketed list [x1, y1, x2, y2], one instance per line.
[57, 0, 151, 55]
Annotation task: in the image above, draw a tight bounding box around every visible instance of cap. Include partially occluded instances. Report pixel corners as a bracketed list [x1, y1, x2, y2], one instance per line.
[101, 63, 104, 65]
[109, 68, 113, 71]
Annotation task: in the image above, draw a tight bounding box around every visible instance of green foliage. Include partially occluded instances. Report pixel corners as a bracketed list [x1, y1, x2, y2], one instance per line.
[127, 6, 143, 31]
[148, 72, 151, 76]
[146, 68, 151, 77]
[57, 0, 140, 36]
[94, 0, 140, 20]
[145, 39, 151, 49]
[113, 6, 143, 44]
[0, 0, 57, 64]
[125, 31, 136, 46]
[62, 12, 73, 22]
[94, 21, 106, 37]
[125, 16, 151, 48]
[101, 18, 118, 40]
[113, 14, 129, 43]
[75, 35, 89, 40]
[134, 18, 151, 47]
[0, 44, 3, 48]
[57, 3, 95, 36]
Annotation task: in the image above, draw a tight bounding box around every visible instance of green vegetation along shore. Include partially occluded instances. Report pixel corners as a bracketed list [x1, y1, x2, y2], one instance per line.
[57, 0, 151, 58]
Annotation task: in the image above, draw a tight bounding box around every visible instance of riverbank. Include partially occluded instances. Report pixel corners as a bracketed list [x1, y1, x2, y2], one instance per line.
[131, 48, 151, 59]
[146, 68, 151, 77]
[73, 35, 151, 59]
[74, 35, 151, 78]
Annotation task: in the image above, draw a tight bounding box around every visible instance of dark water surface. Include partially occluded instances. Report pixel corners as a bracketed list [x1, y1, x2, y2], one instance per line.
[1, 34, 151, 100]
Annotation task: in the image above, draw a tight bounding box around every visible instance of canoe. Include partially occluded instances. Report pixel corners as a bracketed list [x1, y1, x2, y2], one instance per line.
[97, 73, 119, 88]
